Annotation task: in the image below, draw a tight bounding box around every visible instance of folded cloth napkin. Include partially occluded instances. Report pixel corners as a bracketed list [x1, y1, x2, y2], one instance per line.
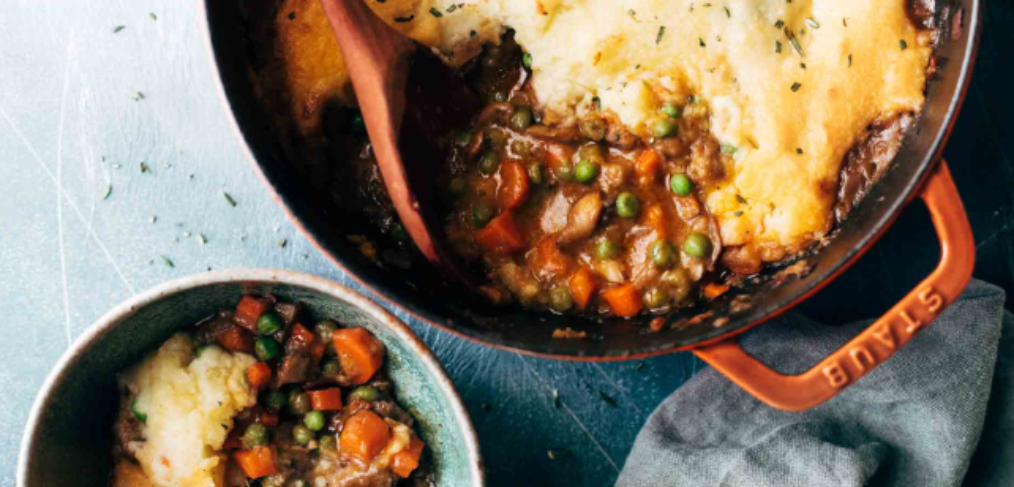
[617, 280, 1013, 487]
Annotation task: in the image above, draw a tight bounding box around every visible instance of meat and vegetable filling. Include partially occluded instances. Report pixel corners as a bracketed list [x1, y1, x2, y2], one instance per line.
[112, 296, 431, 487]
[442, 41, 730, 317]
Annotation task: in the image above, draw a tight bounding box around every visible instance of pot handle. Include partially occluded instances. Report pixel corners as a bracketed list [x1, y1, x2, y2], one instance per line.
[692, 161, 975, 411]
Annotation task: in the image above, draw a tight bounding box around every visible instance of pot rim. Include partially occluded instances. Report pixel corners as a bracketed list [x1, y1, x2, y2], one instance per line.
[17, 268, 485, 486]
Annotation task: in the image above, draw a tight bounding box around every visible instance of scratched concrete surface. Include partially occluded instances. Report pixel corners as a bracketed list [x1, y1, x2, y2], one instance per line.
[2, 1, 1012, 487]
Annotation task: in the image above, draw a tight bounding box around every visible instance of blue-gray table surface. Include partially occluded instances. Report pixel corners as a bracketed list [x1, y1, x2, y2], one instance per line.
[2, 2, 1012, 486]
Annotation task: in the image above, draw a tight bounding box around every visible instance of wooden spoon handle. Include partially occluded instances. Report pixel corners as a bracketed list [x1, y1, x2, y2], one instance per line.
[319, 0, 442, 263]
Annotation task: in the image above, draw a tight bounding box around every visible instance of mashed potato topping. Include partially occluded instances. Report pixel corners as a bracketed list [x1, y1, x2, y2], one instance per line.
[425, 0, 932, 250]
[120, 334, 257, 487]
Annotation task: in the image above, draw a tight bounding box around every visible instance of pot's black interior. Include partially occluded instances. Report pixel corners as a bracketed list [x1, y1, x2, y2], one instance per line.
[204, 0, 979, 358]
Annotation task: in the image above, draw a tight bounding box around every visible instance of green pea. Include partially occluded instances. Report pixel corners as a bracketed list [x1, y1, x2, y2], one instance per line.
[650, 240, 675, 268]
[616, 192, 640, 218]
[449, 177, 467, 197]
[643, 287, 669, 308]
[130, 397, 147, 422]
[478, 151, 499, 176]
[555, 163, 575, 182]
[683, 233, 712, 259]
[511, 139, 531, 157]
[261, 390, 287, 411]
[314, 320, 338, 344]
[595, 239, 622, 260]
[661, 268, 690, 288]
[288, 390, 311, 415]
[651, 117, 677, 138]
[256, 313, 283, 336]
[292, 424, 314, 446]
[352, 386, 381, 402]
[575, 159, 599, 183]
[659, 104, 682, 119]
[321, 358, 341, 378]
[350, 112, 366, 135]
[549, 286, 573, 312]
[319, 435, 337, 453]
[522, 52, 533, 69]
[528, 163, 544, 185]
[304, 411, 326, 431]
[241, 423, 269, 449]
[670, 174, 693, 197]
[472, 204, 494, 228]
[254, 337, 280, 361]
[509, 108, 533, 132]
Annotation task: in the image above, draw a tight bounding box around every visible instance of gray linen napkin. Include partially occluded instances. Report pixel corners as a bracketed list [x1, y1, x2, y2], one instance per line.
[617, 280, 1012, 487]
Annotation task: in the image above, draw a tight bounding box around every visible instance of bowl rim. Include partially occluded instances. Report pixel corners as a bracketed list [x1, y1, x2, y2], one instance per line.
[16, 268, 485, 486]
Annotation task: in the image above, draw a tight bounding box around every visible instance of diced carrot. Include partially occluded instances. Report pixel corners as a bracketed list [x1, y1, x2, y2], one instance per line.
[529, 236, 572, 281]
[703, 283, 731, 299]
[308, 388, 344, 411]
[332, 327, 385, 385]
[636, 149, 662, 179]
[289, 323, 316, 346]
[339, 410, 391, 464]
[497, 161, 531, 209]
[259, 410, 279, 427]
[601, 284, 644, 318]
[474, 211, 528, 255]
[217, 326, 254, 354]
[234, 296, 270, 332]
[649, 317, 666, 332]
[245, 362, 272, 390]
[568, 267, 598, 310]
[645, 204, 667, 239]
[233, 446, 277, 479]
[391, 434, 425, 478]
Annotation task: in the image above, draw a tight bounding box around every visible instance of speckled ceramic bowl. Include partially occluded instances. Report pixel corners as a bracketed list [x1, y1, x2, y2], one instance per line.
[18, 269, 483, 486]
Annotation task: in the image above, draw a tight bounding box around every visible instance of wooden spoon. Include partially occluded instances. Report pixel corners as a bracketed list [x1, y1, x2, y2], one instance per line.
[320, 0, 483, 288]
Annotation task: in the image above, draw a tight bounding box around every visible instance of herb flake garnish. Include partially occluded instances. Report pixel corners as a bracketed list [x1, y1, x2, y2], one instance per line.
[699, 37, 706, 47]
[900, 39, 908, 50]
[429, 7, 442, 18]
[223, 192, 237, 207]
[445, 5, 457, 13]
[656, 26, 666, 44]
[805, 17, 820, 29]
[721, 144, 739, 155]
[393, 15, 414, 23]
[775, 40, 783, 53]
[791, 82, 802, 92]
[774, 19, 785, 29]
[723, 6, 731, 18]
[735, 194, 748, 204]
[796, 147, 804, 154]
[785, 28, 805, 57]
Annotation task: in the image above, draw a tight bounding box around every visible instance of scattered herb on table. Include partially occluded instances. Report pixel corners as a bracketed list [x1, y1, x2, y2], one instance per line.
[223, 192, 237, 207]
[635, 361, 645, 372]
[160, 256, 175, 268]
[150, 215, 157, 224]
[140, 162, 150, 173]
[101, 185, 112, 200]
[150, 12, 157, 20]
[552, 389, 561, 408]
[656, 26, 665, 44]
[278, 238, 287, 248]
[785, 28, 804, 57]
[133, 91, 145, 101]
[113, 25, 126, 34]
[597, 391, 618, 407]
[197, 233, 207, 245]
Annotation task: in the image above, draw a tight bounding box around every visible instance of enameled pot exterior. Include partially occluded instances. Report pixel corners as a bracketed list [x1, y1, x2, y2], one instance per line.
[202, 0, 980, 410]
